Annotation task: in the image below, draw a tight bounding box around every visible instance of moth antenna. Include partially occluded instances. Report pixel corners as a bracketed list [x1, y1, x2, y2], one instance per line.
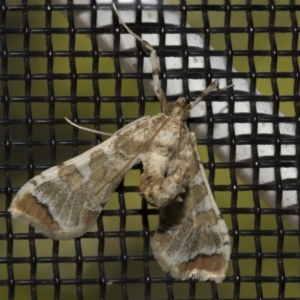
[219, 83, 234, 91]
[112, 3, 145, 48]
[64, 117, 113, 136]
[190, 81, 234, 110]
[112, 3, 168, 111]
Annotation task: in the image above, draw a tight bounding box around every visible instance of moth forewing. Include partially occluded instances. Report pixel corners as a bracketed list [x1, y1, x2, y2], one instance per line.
[9, 113, 168, 240]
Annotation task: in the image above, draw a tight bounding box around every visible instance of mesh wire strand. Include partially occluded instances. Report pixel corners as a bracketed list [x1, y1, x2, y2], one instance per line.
[1, 1, 300, 300]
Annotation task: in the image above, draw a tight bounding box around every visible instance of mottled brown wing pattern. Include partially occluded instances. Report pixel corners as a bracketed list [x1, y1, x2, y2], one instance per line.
[9, 114, 167, 240]
[150, 127, 230, 282]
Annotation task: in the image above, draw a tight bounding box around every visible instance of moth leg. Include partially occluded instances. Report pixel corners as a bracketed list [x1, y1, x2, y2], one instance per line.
[112, 3, 167, 109]
[139, 158, 186, 207]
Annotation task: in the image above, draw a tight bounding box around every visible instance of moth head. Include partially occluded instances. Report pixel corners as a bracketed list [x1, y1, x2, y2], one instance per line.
[163, 97, 191, 121]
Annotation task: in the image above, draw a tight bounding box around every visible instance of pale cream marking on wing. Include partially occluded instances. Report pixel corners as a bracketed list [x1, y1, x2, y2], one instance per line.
[76, 159, 92, 181]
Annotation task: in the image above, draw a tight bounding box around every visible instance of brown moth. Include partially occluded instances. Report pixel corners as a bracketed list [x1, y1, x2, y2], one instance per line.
[8, 4, 230, 283]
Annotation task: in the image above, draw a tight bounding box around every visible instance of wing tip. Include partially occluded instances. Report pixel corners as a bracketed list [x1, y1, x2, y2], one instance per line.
[151, 234, 230, 283]
[9, 193, 101, 241]
[8, 193, 68, 240]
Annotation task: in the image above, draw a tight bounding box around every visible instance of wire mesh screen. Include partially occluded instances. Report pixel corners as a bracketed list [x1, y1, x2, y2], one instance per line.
[1, 0, 300, 299]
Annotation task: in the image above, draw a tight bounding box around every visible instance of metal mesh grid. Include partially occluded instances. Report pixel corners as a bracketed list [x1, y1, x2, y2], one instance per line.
[1, 0, 300, 299]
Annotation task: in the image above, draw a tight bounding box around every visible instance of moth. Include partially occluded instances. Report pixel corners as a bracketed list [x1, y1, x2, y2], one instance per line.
[9, 4, 230, 283]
